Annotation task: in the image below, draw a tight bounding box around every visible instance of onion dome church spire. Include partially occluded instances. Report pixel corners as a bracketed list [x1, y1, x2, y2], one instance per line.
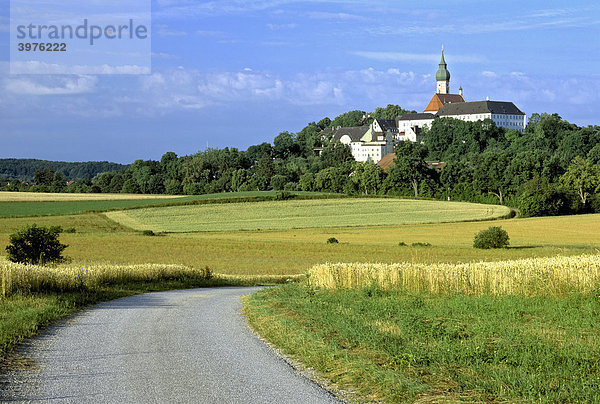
[436, 48, 450, 94]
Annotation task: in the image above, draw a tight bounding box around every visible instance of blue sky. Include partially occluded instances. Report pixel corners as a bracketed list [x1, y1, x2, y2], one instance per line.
[1, 0, 599, 163]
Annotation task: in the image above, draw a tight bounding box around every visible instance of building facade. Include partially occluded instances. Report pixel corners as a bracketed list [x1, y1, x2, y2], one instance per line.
[324, 49, 528, 163]
[398, 50, 527, 134]
[332, 122, 395, 163]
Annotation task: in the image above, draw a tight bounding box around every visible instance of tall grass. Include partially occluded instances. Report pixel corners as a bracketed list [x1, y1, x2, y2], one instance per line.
[0, 259, 212, 297]
[308, 254, 600, 296]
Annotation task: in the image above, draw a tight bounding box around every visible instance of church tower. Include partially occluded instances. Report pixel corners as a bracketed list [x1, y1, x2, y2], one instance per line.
[436, 49, 450, 94]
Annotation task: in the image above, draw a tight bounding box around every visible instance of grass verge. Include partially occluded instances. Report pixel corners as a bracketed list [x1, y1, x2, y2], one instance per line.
[245, 283, 600, 403]
[0, 273, 299, 368]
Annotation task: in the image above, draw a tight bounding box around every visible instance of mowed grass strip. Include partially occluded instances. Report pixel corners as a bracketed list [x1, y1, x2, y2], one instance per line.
[105, 199, 512, 232]
[0, 191, 184, 202]
[0, 191, 336, 218]
[0, 199, 189, 218]
[245, 284, 600, 403]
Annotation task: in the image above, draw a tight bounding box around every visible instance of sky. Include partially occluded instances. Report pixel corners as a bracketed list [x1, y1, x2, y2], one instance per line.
[1, 0, 599, 164]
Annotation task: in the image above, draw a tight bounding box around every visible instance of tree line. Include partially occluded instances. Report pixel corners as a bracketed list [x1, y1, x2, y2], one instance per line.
[0, 159, 128, 182]
[2, 106, 599, 217]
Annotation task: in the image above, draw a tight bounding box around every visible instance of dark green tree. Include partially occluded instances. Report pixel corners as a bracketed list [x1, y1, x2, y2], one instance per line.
[560, 156, 600, 206]
[517, 176, 567, 217]
[393, 141, 431, 198]
[6, 224, 68, 265]
[371, 104, 414, 120]
[50, 172, 66, 193]
[473, 152, 512, 205]
[273, 131, 300, 160]
[320, 141, 354, 168]
[331, 110, 367, 128]
[34, 167, 54, 186]
[256, 155, 275, 190]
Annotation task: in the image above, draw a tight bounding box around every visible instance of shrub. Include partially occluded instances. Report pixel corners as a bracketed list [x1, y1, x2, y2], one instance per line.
[473, 226, 509, 249]
[63, 227, 77, 233]
[411, 242, 431, 247]
[202, 266, 213, 280]
[275, 190, 293, 201]
[142, 230, 156, 236]
[398, 242, 408, 246]
[284, 182, 298, 191]
[270, 175, 288, 191]
[327, 237, 339, 244]
[5, 224, 68, 265]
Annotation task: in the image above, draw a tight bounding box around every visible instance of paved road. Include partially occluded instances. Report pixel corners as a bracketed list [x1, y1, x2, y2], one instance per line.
[0, 287, 341, 403]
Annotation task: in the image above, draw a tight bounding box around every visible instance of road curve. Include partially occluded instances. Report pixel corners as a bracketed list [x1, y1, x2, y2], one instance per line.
[0, 287, 341, 403]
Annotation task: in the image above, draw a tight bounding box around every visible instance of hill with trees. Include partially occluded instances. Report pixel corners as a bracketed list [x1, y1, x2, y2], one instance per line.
[0, 159, 128, 182]
[2, 106, 599, 218]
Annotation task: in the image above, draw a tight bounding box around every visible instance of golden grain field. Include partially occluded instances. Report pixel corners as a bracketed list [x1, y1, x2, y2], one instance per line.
[0, 191, 183, 202]
[308, 254, 600, 296]
[0, 259, 211, 297]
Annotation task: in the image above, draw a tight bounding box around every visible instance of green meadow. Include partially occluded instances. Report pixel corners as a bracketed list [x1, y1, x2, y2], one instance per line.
[0, 191, 331, 218]
[104, 198, 511, 232]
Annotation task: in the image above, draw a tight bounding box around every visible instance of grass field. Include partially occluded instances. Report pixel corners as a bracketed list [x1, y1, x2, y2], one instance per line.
[105, 198, 512, 232]
[0, 191, 335, 218]
[0, 192, 184, 202]
[1, 211, 600, 275]
[246, 284, 600, 403]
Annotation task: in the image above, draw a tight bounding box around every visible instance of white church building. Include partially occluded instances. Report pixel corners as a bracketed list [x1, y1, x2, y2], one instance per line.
[396, 50, 527, 143]
[327, 50, 527, 162]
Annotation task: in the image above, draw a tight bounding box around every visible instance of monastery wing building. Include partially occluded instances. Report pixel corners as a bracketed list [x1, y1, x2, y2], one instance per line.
[398, 50, 526, 143]
[327, 49, 527, 163]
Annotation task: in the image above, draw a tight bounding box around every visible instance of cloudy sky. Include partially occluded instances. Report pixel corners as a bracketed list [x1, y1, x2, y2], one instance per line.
[1, 0, 599, 163]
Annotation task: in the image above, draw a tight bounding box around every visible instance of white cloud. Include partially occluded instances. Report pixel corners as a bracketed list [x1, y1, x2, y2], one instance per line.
[155, 24, 188, 37]
[152, 52, 181, 60]
[9, 61, 149, 75]
[367, 7, 600, 36]
[266, 23, 297, 30]
[306, 11, 366, 21]
[354, 51, 486, 64]
[196, 30, 225, 36]
[6, 75, 98, 95]
[481, 71, 497, 78]
[134, 66, 428, 112]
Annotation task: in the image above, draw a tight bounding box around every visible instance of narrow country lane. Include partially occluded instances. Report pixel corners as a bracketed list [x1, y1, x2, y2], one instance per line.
[0, 287, 341, 403]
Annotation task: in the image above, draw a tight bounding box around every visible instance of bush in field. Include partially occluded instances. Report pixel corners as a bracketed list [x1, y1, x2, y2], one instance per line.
[142, 230, 156, 236]
[275, 190, 293, 200]
[473, 226, 509, 249]
[5, 224, 68, 265]
[327, 237, 339, 244]
[411, 242, 432, 247]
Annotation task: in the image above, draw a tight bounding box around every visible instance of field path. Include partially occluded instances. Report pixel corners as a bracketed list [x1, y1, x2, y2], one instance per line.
[0, 287, 340, 403]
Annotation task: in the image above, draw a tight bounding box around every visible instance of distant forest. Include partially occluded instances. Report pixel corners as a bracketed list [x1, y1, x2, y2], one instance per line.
[0, 159, 128, 182]
[2, 104, 600, 218]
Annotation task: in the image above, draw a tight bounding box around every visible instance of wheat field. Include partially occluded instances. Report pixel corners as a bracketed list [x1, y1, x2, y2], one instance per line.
[0, 259, 212, 297]
[308, 254, 600, 296]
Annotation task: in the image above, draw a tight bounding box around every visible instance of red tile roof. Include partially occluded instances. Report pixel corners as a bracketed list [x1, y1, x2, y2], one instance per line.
[424, 93, 465, 113]
[376, 153, 396, 172]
